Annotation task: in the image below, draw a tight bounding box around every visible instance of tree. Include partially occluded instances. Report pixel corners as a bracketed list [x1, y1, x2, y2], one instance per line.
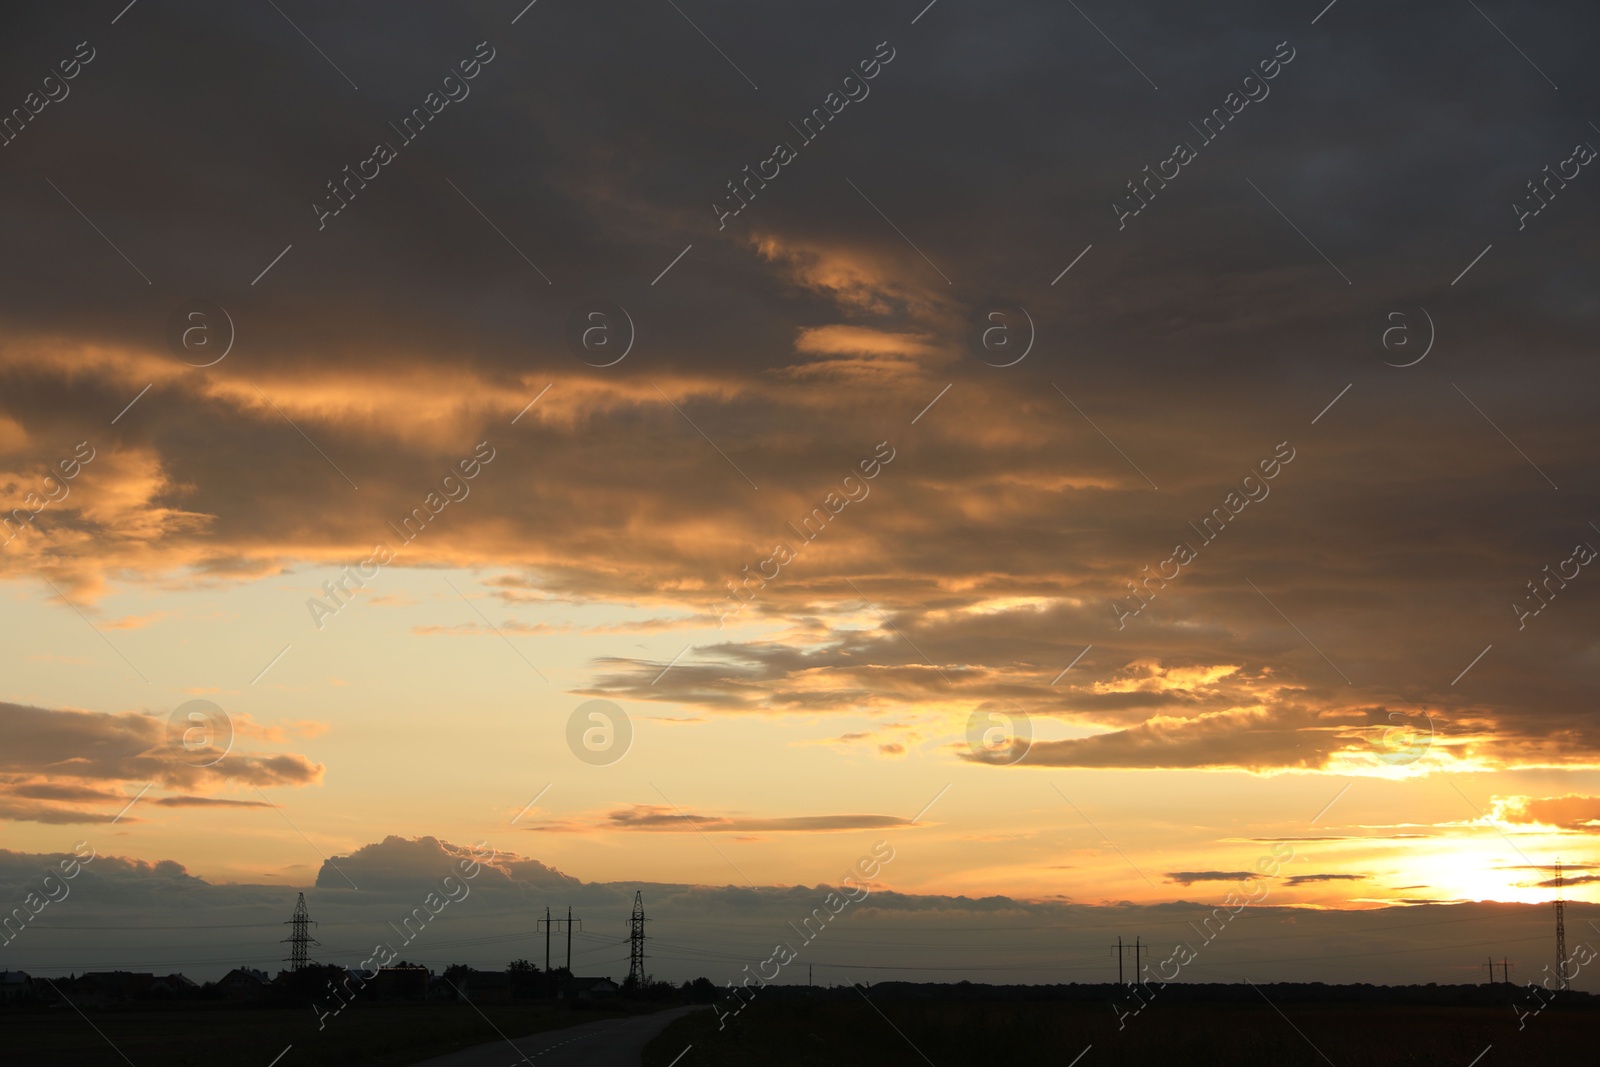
[508, 959, 541, 999]
[683, 977, 718, 1003]
[442, 963, 471, 999]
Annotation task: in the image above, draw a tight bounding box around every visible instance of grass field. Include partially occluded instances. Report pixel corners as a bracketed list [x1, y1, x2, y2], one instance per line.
[3, 1000, 654, 1066]
[643, 995, 1598, 1066]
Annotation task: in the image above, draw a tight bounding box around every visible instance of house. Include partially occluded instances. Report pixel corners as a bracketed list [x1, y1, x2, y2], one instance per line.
[148, 973, 198, 999]
[218, 967, 273, 1001]
[71, 972, 156, 1005]
[0, 971, 31, 1004]
[563, 976, 619, 999]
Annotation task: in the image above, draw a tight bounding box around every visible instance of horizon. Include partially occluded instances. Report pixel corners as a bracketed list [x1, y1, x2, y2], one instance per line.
[1, 833, 1593, 990]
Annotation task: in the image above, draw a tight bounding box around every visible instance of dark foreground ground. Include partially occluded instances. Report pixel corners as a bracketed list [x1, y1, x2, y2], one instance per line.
[411, 1005, 699, 1067]
[643, 985, 1598, 1066]
[0, 1000, 662, 1066]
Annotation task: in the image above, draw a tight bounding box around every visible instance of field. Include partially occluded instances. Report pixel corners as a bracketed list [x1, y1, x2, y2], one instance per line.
[2, 1000, 650, 1066]
[644, 992, 1599, 1066]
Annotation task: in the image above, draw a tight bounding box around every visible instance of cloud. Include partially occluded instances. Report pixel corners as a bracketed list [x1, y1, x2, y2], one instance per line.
[0, 700, 324, 823]
[784, 324, 938, 382]
[1166, 870, 1254, 885]
[1284, 874, 1366, 886]
[411, 621, 565, 637]
[0, 0, 1596, 810]
[153, 796, 274, 809]
[103, 611, 169, 630]
[980, 705, 1348, 772]
[600, 804, 913, 834]
[364, 594, 418, 608]
[315, 835, 572, 891]
[793, 325, 934, 358]
[1492, 795, 1600, 830]
[1528, 874, 1600, 888]
[1396, 898, 1464, 906]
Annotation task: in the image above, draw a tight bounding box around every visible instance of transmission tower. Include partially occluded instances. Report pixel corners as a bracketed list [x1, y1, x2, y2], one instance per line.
[627, 890, 649, 986]
[1554, 859, 1568, 988]
[282, 892, 319, 971]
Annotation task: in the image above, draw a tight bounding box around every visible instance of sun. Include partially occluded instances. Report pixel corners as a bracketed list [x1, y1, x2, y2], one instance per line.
[1409, 839, 1564, 905]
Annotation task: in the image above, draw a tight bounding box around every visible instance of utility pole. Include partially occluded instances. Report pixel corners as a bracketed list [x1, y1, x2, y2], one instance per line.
[1484, 956, 1495, 985]
[537, 908, 582, 993]
[281, 892, 319, 972]
[538, 906, 552, 997]
[1111, 935, 1146, 986]
[627, 891, 649, 987]
[1502, 958, 1514, 985]
[1555, 859, 1568, 988]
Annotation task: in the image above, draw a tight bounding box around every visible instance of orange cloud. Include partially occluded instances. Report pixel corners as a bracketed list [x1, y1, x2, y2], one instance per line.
[0, 700, 324, 823]
[103, 611, 168, 630]
[1492, 794, 1600, 830]
[794, 325, 934, 357]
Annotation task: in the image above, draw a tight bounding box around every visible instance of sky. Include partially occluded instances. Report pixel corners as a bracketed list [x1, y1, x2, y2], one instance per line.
[1, 0, 1599, 988]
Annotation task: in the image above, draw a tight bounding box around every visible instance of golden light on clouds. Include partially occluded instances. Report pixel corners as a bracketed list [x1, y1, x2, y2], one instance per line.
[2, 1, 1598, 1004]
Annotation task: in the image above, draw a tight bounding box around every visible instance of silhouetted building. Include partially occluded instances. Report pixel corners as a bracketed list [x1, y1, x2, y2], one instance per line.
[0, 971, 32, 1004]
[148, 973, 198, 999]
[563, 976, 619, 999]
[218, 967, 273, 1001]
[67, 971, 156, 1005]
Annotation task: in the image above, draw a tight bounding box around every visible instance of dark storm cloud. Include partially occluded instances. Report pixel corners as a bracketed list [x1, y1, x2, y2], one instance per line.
[0, 0, 1597, 773]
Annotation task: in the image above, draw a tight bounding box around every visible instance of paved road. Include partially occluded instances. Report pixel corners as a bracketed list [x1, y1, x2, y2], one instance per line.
[410, 1005, 702, 1067]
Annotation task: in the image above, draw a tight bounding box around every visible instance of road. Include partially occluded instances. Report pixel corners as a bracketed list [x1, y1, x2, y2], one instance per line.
[410, 1005, 702, 1067]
